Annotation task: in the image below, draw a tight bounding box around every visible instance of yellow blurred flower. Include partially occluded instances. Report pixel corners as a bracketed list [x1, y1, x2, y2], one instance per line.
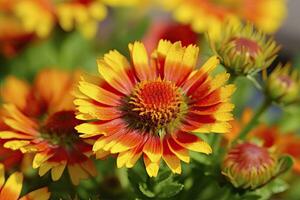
[13, 0, 109, 38]
[162, 0, 286, 39]
[14, 0, 56, 38]
[56, 0, 107, 39]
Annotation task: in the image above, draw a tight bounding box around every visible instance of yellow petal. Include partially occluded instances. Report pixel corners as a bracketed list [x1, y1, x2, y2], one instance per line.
[19, 187, 50, 200]
[4, 140, 30, 151]
[0, 164, 4, 188]
[0, 172, 23, 200]
[51, 162, 67, 181]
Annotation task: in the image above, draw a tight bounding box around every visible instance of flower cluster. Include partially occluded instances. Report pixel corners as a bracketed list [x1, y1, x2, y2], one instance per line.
[163, 0, 286, 39]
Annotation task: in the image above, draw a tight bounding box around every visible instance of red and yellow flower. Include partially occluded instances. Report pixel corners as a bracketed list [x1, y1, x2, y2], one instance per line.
[0, 69, 96, 185]
[75, 40, 235, 177]
[162, 0, 286, 39]
[0, 163, 50, 200]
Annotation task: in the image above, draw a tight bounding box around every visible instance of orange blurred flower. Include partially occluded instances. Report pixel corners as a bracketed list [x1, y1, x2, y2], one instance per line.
[0, 69, 96, 185]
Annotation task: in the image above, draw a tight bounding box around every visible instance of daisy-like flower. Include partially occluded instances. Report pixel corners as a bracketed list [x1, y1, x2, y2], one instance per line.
[214, 23, 280, 76]
[222, 142, 277, 189]
[75, 40, 235, 177]
[0, 163, 50, 200]
[0, 69, 96, 185]
[162, 0, 286, 39]
[265, 63, 300, 105]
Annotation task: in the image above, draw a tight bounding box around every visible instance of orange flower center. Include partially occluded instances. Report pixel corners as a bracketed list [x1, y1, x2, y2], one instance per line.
[122, 79, 187, 134]
[231, 37, 261, 59]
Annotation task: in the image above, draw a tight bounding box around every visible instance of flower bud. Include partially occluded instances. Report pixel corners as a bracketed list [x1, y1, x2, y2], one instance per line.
[265, 64, 300, 105]
[214, 24, 280, 76]
[222, 143, 277, 189]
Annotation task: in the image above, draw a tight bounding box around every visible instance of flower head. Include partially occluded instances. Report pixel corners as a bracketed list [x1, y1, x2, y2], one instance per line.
[222, 142, 277, 189]
[214, 23, 279, 76]
[75, 40, 235, 177]
[0, 163, 50, 200]
[0, 69, 96, 185]
[162, 0, 286, 39]
[265, 63, 300, 105]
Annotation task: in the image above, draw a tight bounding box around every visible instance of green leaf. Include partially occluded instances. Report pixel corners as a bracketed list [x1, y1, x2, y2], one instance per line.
[139, 183, 155, 198]
[155, 182, 184, 198]
[247, 178, 289, 200]
[275, 155, 294, 176]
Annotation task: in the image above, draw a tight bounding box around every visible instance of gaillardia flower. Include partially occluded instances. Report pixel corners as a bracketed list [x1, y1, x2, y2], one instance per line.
[214, 24, 279, 76]
[75, 40, 235, 177]
[162, 0, 286, 39]
[0, 69, 96, 185]
[222, 142, 277, 189]
[265, 63, 300, 105]
[0, 163, 50, 200]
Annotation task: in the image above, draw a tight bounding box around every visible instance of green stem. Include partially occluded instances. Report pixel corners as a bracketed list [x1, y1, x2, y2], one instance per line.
[211, 134, 222, 156]
[228, 73, 238, 84]
[233, 98, 271, 144]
